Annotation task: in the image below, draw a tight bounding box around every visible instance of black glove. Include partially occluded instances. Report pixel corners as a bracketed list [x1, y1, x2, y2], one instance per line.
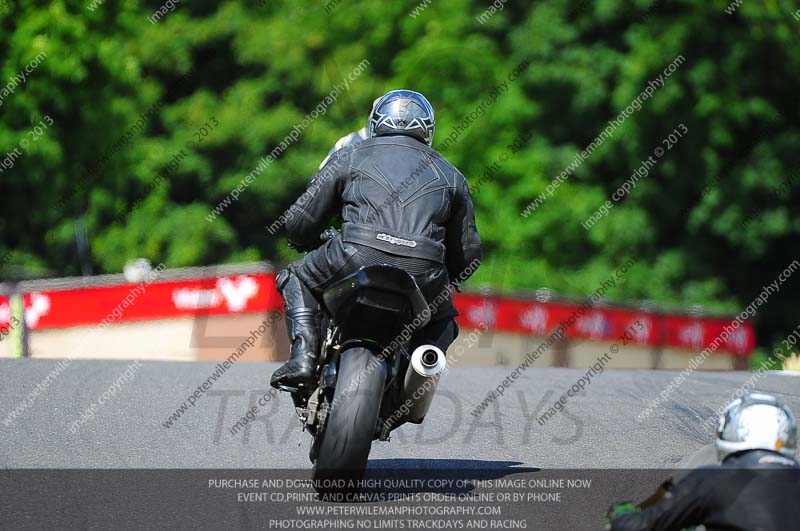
[319, 228, 339, 243]
[287, 228, 339, 253]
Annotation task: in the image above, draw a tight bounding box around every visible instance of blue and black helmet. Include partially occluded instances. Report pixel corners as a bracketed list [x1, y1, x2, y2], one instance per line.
[369, 90, 435, 146]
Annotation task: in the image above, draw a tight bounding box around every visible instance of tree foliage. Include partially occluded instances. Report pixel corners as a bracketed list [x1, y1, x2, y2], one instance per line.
[1, 0, 798, 352]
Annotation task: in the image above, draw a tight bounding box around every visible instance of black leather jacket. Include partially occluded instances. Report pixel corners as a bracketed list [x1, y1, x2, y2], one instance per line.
[286, 134, 482, 283]
[611, 450, 800, 531]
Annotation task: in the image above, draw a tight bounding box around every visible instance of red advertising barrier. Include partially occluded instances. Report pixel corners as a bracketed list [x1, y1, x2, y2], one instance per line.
[0, 274, 283, 331]
[0, 274, 754, 356]
[454, 294, 754, 357]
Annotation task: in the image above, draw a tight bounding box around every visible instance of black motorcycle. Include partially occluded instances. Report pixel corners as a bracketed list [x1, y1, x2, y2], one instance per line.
[277, 263, 446, 484]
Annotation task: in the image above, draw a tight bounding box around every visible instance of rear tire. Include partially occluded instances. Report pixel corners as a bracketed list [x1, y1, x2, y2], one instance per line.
[312, 346, 387, 488]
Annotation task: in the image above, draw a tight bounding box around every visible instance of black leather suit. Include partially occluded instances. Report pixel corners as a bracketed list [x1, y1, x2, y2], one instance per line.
[610, 450, 800, 531]
[277, 133, 482, 350]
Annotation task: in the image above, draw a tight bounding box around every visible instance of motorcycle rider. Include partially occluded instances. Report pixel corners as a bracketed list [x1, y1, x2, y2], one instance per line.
[316, 98, 380, 169]
[607, 392, 799, 530]
[270, 89, 482, 389]
[317, 126, 368, 168]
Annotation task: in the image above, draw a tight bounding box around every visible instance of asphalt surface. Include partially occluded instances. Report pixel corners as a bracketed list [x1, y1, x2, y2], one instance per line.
[2, 359, 798, 469]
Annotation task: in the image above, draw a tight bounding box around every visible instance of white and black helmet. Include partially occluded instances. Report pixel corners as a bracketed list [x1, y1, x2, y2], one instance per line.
[715, 392, 798, 461]
[369, 90, 435, 146]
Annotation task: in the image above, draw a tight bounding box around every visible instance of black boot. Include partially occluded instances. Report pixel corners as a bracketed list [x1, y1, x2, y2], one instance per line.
[270, 308, 322, 389]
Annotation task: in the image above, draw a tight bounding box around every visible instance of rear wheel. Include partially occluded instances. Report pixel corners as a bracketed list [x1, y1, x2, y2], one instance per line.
[312, 346, 387, 487]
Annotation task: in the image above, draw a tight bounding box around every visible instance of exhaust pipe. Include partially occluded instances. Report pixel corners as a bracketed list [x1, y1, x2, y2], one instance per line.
[401, 344, 446, 422]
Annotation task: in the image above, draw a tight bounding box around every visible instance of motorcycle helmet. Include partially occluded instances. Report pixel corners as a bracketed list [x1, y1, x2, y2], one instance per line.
[715, 392, 797, 460]
[368, 89, 435, 146]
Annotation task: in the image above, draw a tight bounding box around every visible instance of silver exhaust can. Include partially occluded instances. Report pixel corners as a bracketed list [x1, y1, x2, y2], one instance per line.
[401, 344, 446, 422]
